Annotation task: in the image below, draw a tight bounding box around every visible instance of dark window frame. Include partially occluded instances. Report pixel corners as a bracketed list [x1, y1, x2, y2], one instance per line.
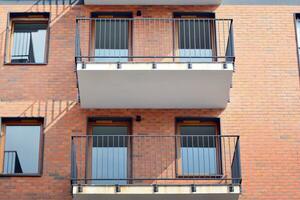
[295, 13, 300, 73]
[175, 117, 223, 178]
[4, 12, 50, 65]
[0, 118, 44, 177]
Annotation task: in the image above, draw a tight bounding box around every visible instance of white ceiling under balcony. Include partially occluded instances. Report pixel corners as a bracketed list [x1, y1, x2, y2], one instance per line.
[83, 0, 223, 5]
[76, 63, 233, 109]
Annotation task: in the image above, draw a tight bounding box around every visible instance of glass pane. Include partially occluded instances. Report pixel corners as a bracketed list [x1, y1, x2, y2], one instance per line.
[180, 125, 219, 176]
[178, 20, 212, 49]
[4, 126, 41, 174]
[178, 20, 213, 62]
[92, 126, 128, 184]
[181, 126, 216, 147]
[11, 23, 47, 63]
[94, 20, 129, 62]
[181, 147, 217, 175]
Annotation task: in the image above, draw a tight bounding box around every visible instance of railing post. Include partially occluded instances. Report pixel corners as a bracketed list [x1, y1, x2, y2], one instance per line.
[4, 13, 10, 64]
[231, 136, 242, 185]
[71, 137, 77, 185]
[75, 18, 81, 64]
[225, 19, 235, 63]
[84, 135, 89, 185]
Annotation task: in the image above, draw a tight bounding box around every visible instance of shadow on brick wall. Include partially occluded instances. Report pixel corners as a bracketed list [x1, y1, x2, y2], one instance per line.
[0, 0, 80, 65]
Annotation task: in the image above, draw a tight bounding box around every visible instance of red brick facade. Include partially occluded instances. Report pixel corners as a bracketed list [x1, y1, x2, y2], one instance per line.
[0, 2, 300, 200]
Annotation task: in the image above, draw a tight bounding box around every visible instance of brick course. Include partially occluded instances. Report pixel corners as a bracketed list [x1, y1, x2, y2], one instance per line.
[0, 3, 300, 200]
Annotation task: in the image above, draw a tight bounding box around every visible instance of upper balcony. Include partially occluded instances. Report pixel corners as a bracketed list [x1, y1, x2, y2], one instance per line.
[75, 16, 235, 108]
[83, 0, 223, 5]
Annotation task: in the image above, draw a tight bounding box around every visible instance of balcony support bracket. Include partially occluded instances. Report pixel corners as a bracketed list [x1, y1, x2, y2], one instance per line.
[191, 184, 196, 192]
[117, 62, 121, 69]
[115, 184, 120, 193]
[153, 184, 158, 192]
[152, 63, 157, 69]
[78, 185, 83, 193]
[229, 185, 234, 192]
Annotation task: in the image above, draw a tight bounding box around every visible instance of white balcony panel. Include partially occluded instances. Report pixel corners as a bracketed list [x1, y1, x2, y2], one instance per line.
[73, 185, 240, 200]
[83, 0, 223, 5]
[77, 63, 233, 109]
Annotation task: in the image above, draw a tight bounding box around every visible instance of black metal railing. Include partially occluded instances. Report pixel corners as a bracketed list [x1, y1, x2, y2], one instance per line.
[71, 135, 241, 186]
[75, 18, 235, 64]
[3, 151, 23, 174]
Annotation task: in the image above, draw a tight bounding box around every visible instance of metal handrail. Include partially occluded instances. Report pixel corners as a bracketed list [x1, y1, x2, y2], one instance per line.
[75, 17, 235, 64]
[71, 134, 241, 185]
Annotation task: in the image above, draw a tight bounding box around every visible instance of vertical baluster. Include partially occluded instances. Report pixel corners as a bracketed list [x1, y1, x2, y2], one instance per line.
[191, 135, 195, 182]
[208, 135, 211, 176]
[217, 20, 221, 60]
[223, 136, 227, 183]
[198, 19, 202, 59]
[186, 135, 189, 177]
[208, 19, 211, 61]
[223, 20, 226, 62]
[119, 19, 121, 61]
[202, 135, 205, 176]
[228, 136, 232, 183]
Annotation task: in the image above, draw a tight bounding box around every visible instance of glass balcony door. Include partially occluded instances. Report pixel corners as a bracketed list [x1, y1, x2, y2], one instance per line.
[92, 13, 131, 62]
[175, 13, 217, 62]
[177, 121, 222, 177]
[90, 124, 129, 185]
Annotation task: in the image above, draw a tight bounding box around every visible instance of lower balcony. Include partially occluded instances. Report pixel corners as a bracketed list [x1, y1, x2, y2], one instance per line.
[71, 135, 242, 200]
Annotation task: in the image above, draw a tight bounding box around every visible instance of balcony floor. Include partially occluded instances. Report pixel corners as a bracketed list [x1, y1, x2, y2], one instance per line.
[73, 185, 240, 200]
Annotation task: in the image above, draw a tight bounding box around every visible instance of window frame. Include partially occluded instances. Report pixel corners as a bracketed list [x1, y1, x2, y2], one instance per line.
[295, 14, 300, 71]
[0, 119, 44, 177]
[4, 13, 50, 65]
[175, 119, 223, 178]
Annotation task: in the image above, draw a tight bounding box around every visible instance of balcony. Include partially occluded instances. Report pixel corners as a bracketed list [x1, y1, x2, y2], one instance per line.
[83, 0, 223, 5]
[71, 135, 241, 200]
[75, 17, 235, 108]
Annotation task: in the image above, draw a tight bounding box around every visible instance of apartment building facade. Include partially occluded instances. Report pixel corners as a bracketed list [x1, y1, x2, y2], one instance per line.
[0, 0, 300, 199]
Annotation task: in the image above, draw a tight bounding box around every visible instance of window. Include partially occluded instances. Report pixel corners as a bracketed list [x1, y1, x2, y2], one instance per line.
[174, 13, 216, 62]
[91, 12, 132, 62]
[87, 118, 131, 184]
[296, 14, 300, 62]
[6, 13, 49, 64]
[176, 118, 222, 177]
[0, 118, 43, 175]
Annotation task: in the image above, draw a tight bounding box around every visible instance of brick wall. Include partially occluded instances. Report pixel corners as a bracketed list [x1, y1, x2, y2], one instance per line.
[0, 2, 300, 200]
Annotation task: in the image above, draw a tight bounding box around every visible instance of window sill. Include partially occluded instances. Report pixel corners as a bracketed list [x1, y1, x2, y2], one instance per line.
[0, 173, 42, 177]
[4, 62, 48, 66]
